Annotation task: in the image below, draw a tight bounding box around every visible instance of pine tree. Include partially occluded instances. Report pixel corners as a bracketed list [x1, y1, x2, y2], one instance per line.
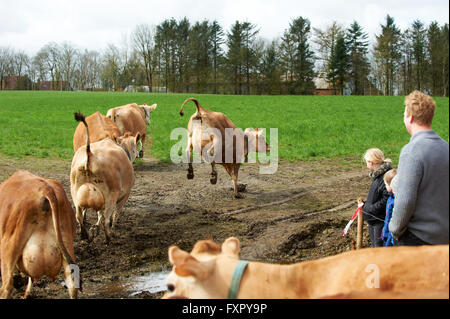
[282, 17, 315, 94]
[374, 15, 402, 95]
[345, 21, 369, 95]
[328, 35, 349, 94]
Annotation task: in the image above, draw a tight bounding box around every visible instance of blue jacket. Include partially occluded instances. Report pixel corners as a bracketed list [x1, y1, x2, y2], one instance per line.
[383, 193, 395, 246]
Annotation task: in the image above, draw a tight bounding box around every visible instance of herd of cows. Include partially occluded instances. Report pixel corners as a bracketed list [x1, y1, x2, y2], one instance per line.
[0, 98, 448, 299]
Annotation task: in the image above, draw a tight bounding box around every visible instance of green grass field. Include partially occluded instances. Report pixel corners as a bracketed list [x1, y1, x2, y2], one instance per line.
[0, 91, 448, 165]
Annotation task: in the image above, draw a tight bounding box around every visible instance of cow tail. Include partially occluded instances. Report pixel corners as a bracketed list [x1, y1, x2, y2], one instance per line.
[74, 111, 90, 171]
[179, 97, 203, 117]
[45, 189, 81, 292]
[44, 189, 75, 267]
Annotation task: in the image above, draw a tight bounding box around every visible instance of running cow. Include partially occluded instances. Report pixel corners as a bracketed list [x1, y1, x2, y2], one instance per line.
[70, 112, 139, 243]
[0, 170, 79, 299]
[107, 103, 157, 158]
[179, 97, 270, 198]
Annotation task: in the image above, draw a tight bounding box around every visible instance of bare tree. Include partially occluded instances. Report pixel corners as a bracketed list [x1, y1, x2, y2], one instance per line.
[102, 43, 122, 91]
[37, 42, 61, 90]
[59, 42, 79, 90]
[0, 47, 13, 90]
[313, 22, 344, 76]
[132, 23, 155, 92]
[75, 49, 101, 90]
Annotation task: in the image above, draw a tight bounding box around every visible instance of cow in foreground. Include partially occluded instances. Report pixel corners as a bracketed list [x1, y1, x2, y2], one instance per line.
[107, 103, 157, 158]
[163, 237, 449, 299]
[70, 112, 139, 242]
[0, 170, 79, 299]
[73, 111, 122, 153]
[179, 98, 270, 198]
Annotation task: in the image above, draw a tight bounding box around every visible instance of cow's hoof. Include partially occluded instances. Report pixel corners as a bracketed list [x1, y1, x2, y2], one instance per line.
[237, 184, 247, 192]
[139, 150, 144, 158]
[210, 174, 217, 184]
[187, 172, 194, 179]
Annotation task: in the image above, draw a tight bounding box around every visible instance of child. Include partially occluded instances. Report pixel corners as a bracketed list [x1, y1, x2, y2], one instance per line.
[362, 148, 392, 247]
[382, 170, 397, 247]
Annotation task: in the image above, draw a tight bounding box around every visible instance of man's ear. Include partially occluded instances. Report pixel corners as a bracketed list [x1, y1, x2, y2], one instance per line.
[169, 246, 208, 279]
[222, 237, 240, 256]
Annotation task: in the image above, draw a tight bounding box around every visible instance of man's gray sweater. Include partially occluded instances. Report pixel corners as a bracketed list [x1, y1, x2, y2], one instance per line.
[389, 130, 449, 244]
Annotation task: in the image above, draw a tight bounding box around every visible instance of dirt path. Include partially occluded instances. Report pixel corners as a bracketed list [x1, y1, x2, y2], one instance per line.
[0, 154, 373, 299]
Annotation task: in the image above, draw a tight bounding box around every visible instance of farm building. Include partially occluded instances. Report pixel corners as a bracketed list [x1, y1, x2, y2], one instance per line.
[313, 76, 338, 95]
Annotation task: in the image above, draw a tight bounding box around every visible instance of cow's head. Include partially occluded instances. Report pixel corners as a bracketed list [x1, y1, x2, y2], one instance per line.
[141, 104, 157, 125]
[115, 132, 141, 162]
[106, 108, 116, 121]
[163, 237, 242, 299]
[244, 128, 270, 153]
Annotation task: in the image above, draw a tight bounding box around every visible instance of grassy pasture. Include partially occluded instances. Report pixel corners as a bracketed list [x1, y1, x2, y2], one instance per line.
[0, 91, 448, 164]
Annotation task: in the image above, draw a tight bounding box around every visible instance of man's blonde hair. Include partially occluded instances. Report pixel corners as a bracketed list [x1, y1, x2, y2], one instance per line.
[405, 90, 435, 126]
[383, 168, 397, 185]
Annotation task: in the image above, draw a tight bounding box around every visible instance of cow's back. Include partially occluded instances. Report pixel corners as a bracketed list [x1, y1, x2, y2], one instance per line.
[298, 244, 449, 298]
[116, 107, 146, 136]
[71, 139, 135, 197]
[108, 104, 146, 136]
[73, 112, 122, 152]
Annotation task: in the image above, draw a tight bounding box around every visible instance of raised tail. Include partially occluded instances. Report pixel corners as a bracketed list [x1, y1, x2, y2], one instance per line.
[179, 97, 203, 117]
[74, 111, 90, 171]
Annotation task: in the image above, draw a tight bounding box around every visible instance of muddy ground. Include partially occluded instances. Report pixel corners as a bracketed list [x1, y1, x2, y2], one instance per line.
[0, 152, 373, 299]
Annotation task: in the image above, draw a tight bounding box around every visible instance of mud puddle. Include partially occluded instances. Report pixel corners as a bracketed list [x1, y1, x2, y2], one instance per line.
[93, 270, 170, 297]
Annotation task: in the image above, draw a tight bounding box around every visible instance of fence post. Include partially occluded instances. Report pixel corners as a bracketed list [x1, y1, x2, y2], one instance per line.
[357, 208, 363, 249]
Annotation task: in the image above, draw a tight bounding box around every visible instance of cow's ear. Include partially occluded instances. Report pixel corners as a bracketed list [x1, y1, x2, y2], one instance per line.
[169, 246, 187, 266]
[114, 136, 123, 144]
[150, 104, 157, 111]
[135, 133, 141, 143]
[222, 237, 240, 256]
[169, 246, 207, 279]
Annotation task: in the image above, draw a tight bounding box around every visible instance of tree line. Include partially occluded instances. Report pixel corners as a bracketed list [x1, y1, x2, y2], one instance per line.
[0, 15, 448, 96]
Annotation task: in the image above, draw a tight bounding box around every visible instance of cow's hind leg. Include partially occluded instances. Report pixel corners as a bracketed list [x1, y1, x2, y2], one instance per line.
[111, 193, 130, 234]
[76, 206, 89, 240]
[139, 134, 145, 158]
[0, 243, 22, 298]
[23, 277, 33, 299]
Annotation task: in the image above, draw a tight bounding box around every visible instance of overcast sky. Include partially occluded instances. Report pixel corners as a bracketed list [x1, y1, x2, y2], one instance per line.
[1, 0, 448, 56]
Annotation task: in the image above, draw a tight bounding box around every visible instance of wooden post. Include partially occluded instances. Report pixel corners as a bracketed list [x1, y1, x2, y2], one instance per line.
[356, 208, 363, 249]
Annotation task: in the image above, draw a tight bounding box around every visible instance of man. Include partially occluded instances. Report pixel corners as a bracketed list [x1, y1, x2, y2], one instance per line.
[389, 91, 449, 246]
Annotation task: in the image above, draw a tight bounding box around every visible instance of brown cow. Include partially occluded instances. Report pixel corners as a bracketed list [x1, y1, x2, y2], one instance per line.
[163, 237, 449, 299]
[73, 111, 122, 153]
[70, 112, 139, 242]
[106, 103, 157, 158]
[179, 98, 270, 198]
[0, 170, 79, 299]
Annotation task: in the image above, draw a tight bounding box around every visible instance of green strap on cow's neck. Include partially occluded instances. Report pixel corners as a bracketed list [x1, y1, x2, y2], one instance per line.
[227, 260, 249, 299]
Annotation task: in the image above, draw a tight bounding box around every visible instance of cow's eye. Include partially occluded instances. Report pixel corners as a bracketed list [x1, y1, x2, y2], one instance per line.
[167, 284, 175, 292]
